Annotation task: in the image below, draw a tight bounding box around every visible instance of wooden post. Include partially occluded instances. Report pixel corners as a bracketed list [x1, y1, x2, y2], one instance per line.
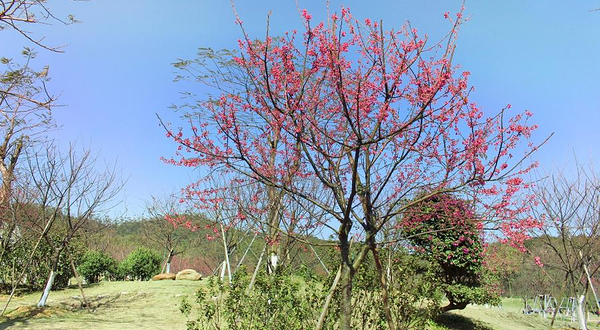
[68, 251, 89, 310]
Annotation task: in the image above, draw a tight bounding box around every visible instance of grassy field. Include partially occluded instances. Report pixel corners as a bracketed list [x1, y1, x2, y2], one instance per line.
[0, 280, 202, 330]
[435, 298, 600, 330]
[1, 280, 599, 330]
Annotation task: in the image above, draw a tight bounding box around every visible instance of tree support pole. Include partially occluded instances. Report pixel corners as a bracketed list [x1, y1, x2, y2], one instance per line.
[235, 233, 257, 272]
[310, 244, 330, 276]
[67, 251, 89, 310]
[315, 265, 342, 330]
[247, 244, 266, 293]
[220, 224, 232, 282]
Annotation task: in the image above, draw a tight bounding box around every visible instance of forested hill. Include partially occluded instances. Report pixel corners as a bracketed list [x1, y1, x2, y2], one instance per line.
[82, 217, 334, 277]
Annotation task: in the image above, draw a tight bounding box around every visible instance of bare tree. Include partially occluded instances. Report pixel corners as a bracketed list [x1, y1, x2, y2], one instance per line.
[0, 50, 55, 260]
[20, 143, 121, 307]
[0, 0, 81, 52]
[1, 0, 85, 266]
[529, 163, 600, 327]
[141, 195, 198, 274]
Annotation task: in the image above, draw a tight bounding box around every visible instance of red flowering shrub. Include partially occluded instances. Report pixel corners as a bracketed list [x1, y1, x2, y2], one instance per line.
[403, 193, 500, 312]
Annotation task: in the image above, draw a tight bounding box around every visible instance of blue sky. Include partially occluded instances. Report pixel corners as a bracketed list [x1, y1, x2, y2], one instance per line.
[1, 0, 599, 218]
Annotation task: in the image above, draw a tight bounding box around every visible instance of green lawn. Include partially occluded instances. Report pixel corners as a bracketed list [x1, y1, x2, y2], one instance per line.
[433, 298, 600, 330]
[1, 281, 599, 330]
[0, 280, 202, 330]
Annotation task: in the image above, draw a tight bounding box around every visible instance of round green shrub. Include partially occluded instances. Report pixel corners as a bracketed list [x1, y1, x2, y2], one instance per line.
[78, 250, 117, 283]
[119, 247, 162, 281]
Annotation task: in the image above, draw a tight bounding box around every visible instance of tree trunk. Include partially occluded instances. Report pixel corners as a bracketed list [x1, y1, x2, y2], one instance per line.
[338, 239, 371, 329]
[68, 251, 89, 309]
[550, 273, 569, 328]
[311, 245, 330, 276]
[164, 250, 174, 274]
[235, 233, 257, 272]
[37, 251, 61, 307]
[247, 244, 266, 293]
[219, 224, 232, 282]
[268, 253, 278, 274]
[37, 270, 56, 307]
[576, 295, 587, 330]
[339, 265, 353, 330]
[266, 185, 283, 275]
[441, 301, 469, 313]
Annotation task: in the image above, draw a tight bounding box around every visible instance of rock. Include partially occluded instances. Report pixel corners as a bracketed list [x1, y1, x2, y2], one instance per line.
[175, 269, 202, 281]
[152, 273, 176, 281]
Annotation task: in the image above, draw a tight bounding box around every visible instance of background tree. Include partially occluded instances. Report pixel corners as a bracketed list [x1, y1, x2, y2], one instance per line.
[0, 0, 84, 298]
[77, 250, 117, 284]
[0, 49, 56, 267]
[141, 195, 198, 274]
[0, 0, 79, 51]
[164, 7, 543, 328]
[485, 242, 523, 297]
[118, 247, 162, 281]
[529, 163, 600, 313]
[19, 143, 121, 307]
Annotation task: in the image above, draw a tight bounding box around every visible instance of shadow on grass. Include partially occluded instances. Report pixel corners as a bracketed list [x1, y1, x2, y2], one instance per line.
[0, 291, 134, 329]
[0, 306, 66, 330]
[66, 282, 101, 290]
[433, 313, 494, 330]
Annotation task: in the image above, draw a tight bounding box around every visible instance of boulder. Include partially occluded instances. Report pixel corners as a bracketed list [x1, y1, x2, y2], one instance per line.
[152, 273, 176, 281]
[175, 269, 202, 281]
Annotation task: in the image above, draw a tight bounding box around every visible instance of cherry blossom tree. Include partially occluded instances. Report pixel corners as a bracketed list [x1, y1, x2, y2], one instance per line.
[164, 7, 543, 328]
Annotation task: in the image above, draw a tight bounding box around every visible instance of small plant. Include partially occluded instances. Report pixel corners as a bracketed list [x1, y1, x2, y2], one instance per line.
[78, 250, 118, 283]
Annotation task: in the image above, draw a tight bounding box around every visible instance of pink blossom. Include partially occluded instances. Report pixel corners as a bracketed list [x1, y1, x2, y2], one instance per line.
[302, 9, 312, 21]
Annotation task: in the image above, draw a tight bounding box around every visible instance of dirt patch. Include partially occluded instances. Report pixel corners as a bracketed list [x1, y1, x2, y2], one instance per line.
[5, 306, 68, 319]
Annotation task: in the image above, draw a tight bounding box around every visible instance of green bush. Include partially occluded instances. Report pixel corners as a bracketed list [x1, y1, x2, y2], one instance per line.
[119, 247, 161, 281]
[0, 238, 83, 292]
[78, 250, 117, 283]
[180, 257, 439, 330]
[181, 269, 323, 330]
[323, 252, 441, 330]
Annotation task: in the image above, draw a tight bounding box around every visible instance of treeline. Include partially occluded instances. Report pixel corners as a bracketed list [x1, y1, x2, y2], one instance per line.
[490, 237, 599, 300]
[81, 216, 332, 278]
